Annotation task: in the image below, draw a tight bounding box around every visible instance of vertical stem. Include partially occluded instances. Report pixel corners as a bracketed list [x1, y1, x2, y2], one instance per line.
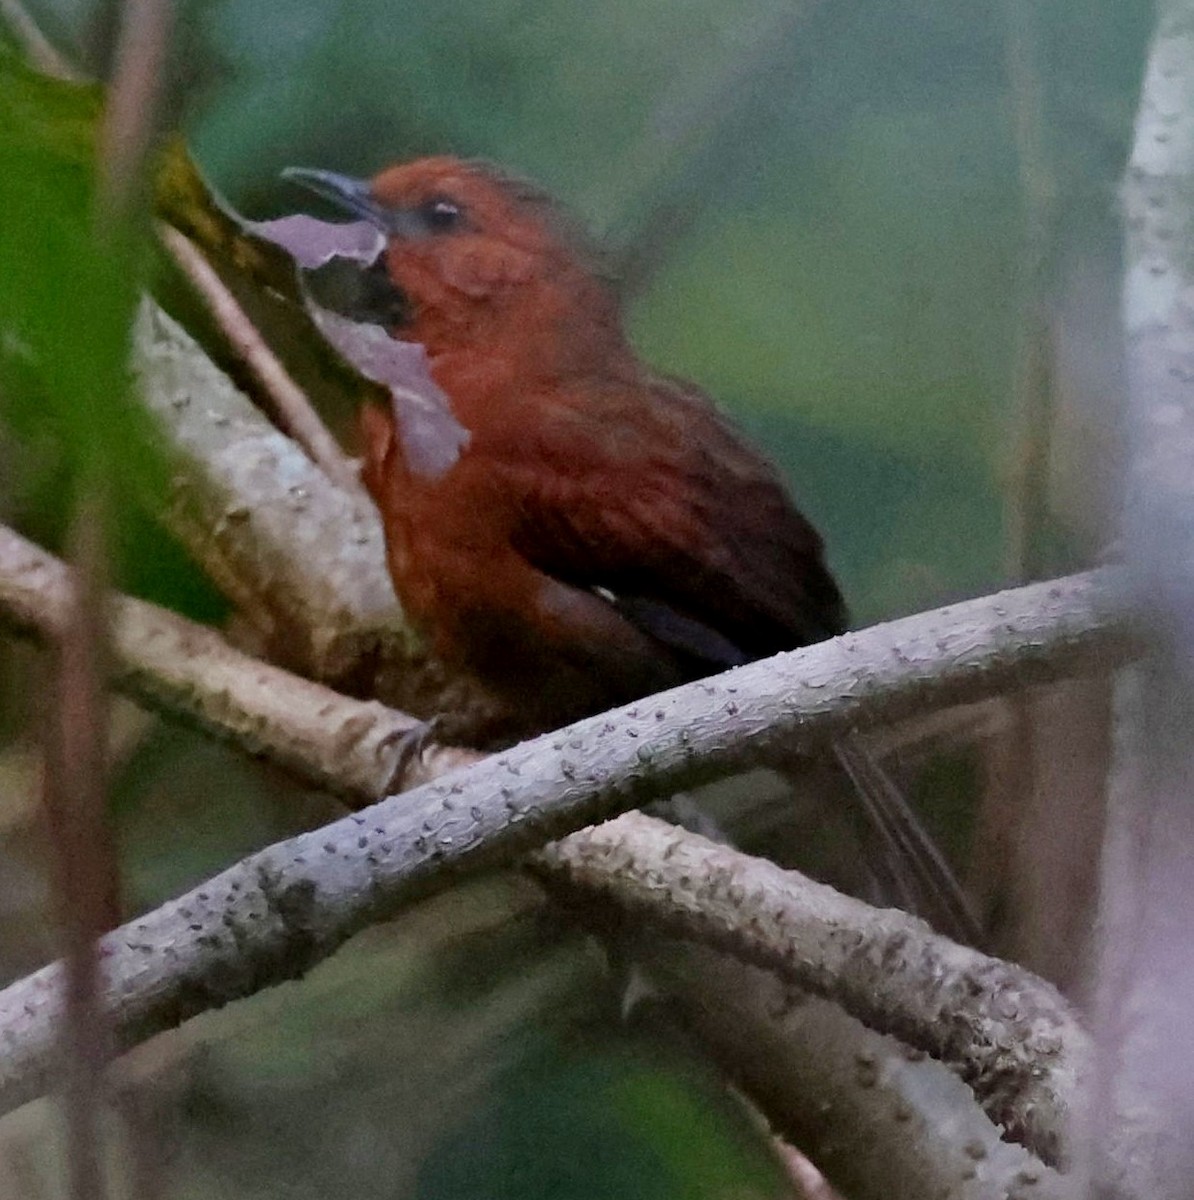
[979, 2, 1109, 997]
[94, 0, 173, 220]
[44, 482, 117, 1200]
[1088, 4, 1194, 1196]
[972, 0, 1065, 969]
[1002, 0, 1057, 583]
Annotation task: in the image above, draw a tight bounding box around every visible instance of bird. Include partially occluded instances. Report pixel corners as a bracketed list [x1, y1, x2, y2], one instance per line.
[282, 156, 979, 944]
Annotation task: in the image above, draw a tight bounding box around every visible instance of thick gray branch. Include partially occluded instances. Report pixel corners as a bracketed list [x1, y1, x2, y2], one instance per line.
[0, 516, 1132, 816]
[0, 20, 1124, 1193]
[1088, 6, 1194, 1198]
[534, 811, 1086, 1168]
[132, 301, 410, 686]
[0, 562, 1130, 1124]
[640, 942, 1078, 1200]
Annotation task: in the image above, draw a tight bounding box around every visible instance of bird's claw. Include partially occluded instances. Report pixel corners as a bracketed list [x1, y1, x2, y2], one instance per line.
[382, 715, 445, 796]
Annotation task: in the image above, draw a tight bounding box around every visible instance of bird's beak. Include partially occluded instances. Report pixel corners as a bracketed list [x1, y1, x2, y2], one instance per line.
[282, 167, 423, 238]
[282, 167, 381, 220]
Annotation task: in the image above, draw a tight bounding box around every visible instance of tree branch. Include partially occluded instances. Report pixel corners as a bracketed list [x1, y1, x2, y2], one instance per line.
[534, 810, 1086, 1168]
[637, 942, 1078, 1200]
[1, 223, 1134, 1165]
[1087, 5, 1194, 1197]
[0, 544, 1130, 1130]
[130, 301, 411, 689]
[0, 12, 1134, 1190]
[0, 0, 83, 81]
[0, 523, 472, 798]
[157, 227, 365, 498]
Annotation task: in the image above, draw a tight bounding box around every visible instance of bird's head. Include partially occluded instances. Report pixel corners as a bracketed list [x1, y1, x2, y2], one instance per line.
[283, 156, 622, 366]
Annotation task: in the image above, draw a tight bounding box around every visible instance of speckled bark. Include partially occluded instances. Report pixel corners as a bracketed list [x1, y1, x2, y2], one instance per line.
[131, 301, 411, 689]
[0, 24, 1148, 1198]
[639, 943, 1078, 1200]
[535, 811, 1085, 1168]
[0, 562, 1131, 1121]
[0, 522, 474, 797]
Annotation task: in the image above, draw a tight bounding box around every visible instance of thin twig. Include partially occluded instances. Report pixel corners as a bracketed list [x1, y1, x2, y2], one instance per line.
[158, 227, 367, 498]
[604, 3, 816, 296]
[0, 0, 85, 80]
[94, 0, 171, 219]
[43, 486, 114, 1200]
[1001, 0, 1057, 583]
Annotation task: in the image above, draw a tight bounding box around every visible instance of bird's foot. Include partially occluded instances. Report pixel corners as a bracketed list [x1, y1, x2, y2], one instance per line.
[381, 715, 446, 796]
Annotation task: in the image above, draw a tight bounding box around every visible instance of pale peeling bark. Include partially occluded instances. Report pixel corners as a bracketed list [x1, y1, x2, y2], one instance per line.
[131, 301, 409, 686]
[1086, 5, 1194, 1198]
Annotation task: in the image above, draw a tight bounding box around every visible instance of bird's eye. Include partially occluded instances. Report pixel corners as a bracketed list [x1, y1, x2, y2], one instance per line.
[420, 197, 462, 232]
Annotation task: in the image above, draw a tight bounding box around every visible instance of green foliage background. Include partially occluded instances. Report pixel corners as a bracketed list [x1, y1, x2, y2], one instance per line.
[0, 0, 1151, 1196]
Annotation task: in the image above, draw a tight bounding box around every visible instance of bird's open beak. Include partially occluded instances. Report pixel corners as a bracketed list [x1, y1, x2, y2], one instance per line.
[282, 167, 388, 224]
[282, 167, 433, 240]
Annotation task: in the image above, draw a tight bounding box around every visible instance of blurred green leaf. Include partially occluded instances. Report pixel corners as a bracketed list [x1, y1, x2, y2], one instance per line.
[0, 43, 223, 616]
[0, 42, 139, 475]
[419, 1039, 790, 1200]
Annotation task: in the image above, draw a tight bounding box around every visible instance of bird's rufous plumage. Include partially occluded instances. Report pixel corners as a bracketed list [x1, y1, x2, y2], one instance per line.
[340, 158, 845, 737]
[286, 156, 978, 942]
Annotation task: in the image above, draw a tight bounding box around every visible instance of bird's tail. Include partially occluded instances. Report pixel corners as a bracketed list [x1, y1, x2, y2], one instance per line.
[832, 733, 983, 947]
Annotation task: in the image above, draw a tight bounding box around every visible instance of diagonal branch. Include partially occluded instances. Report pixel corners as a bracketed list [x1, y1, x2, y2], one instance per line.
[0, 542, 1131, 1139]
[639, 942, 1078, 1200]
[0, 523, 472, 797]
[130, 301, 411, 688]
[0, 518, 1132, 818]
[158, 226, 365, 498]
[0, 0, 84, 80]
[0, 8, 1127, 1188]
[534, 810, 1086, 1169]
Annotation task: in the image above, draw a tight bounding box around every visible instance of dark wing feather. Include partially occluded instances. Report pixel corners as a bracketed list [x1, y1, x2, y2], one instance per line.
[602, 593, 750, 669]
[501, 371, 847, 674]
[491, 374, 981, 944]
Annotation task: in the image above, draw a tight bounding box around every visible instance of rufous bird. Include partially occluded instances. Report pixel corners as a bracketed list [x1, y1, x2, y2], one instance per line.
[283, 157, 978, 943]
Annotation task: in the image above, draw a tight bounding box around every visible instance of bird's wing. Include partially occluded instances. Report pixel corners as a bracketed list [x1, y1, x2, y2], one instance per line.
[488, 374, 982, 945]
[495, 372, 847, 672]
